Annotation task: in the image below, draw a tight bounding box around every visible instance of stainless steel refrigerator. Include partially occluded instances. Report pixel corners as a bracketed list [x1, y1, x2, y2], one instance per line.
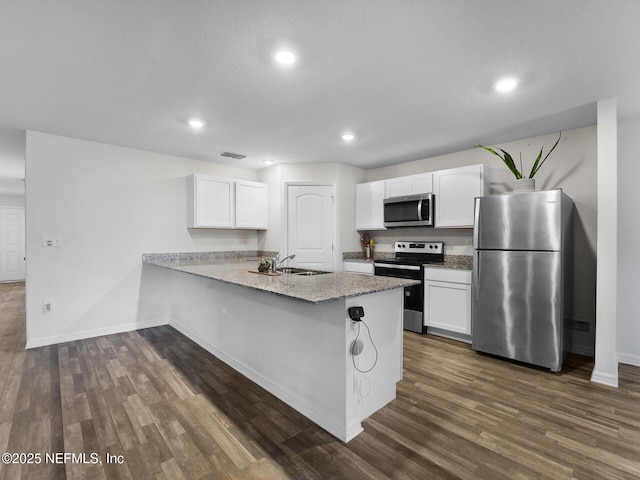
[472, 189, 573, 372]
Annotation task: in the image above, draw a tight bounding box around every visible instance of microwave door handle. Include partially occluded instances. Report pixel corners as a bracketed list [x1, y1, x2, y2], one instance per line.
[417, 200, 422, 220]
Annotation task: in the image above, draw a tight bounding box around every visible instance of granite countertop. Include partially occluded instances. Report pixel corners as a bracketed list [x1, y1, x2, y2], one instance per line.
[421, 261, 472, 271]
[343, 254, 473, 271]
[144, 257, 419, 304]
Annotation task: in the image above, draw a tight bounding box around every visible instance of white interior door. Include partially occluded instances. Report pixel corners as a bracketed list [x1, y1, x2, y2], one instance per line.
[286, 185, 334, 271]
[0, 207, 25, 282]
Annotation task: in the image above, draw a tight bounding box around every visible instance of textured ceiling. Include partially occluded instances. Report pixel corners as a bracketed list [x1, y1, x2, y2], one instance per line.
[0, 0, 639, 180]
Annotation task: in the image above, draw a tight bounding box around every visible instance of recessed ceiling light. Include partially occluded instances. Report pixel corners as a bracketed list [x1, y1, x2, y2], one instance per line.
[494, 77, 519, 93]
[273, 50, 297, 66]
[263, 160, 273, 166]
[188, 119, 205, 128]
[342, 133, 355, 141]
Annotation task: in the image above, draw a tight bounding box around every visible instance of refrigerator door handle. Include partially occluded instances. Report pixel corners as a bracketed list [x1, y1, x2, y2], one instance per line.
[473, 198, 480, 249]
[473, 250, 480, 301]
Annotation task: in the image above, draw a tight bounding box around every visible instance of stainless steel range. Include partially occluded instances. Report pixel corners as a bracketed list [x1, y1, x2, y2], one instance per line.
[374, 241, 444, 333]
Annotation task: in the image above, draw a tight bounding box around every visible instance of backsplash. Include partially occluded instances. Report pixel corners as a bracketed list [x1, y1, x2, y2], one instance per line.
[342, 251, 394, 260]
[360, 229, 474, 257]
[142, 250, 278, 267]
[342, 251, 473, 269]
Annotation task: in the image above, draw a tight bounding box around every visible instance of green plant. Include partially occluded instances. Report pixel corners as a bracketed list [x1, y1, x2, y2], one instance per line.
[257, 258, 271, 273]
[475, 132, 561, 179]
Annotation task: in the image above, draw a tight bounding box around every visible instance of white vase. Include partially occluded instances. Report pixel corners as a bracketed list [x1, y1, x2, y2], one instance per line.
[512, 178, 535, 194]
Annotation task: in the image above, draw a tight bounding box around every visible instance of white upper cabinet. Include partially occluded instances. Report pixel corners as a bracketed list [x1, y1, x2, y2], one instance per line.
[187, 174, 267, 229]
[235, 180, 268, 230]
[355, 181, 386, 230]
[355, 166, 488, 231]
[433, 164, 490, 228]
[385, 173, 433, 198]
[187, 174, 234, 228]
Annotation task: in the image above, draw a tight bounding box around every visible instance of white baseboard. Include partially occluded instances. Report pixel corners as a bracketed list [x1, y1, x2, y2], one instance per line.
[590, 369, 619, 388]
[570, 343, 594, 357]
[618, 352, 640, 367]
[170, 319, 359, 442]
[25, 318, 170, 349]
[427, 328, 471, 344]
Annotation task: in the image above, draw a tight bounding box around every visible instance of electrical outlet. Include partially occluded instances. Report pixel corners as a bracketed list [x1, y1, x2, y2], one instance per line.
[42, 234, 63, 247]
[569, 319, 589, 332]
[43, 300, 53, 312]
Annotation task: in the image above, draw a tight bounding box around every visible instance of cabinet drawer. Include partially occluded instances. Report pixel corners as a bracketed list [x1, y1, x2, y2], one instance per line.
[424, 267, 471, 284]
[343, 261, 374, 275]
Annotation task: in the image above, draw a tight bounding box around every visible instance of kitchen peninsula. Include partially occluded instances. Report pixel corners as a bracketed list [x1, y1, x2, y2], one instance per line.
[143, 253, 418, 442]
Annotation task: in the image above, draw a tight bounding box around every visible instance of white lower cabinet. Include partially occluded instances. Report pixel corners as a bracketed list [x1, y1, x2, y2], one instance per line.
[343, 260, 374, 275]
[424, 268, 472, 338]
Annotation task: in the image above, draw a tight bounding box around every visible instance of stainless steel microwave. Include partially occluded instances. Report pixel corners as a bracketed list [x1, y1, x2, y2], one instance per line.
[383, 193, 434, 227]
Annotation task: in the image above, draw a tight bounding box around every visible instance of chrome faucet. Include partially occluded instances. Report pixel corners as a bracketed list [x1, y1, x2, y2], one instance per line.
[271, 253, 296, 272]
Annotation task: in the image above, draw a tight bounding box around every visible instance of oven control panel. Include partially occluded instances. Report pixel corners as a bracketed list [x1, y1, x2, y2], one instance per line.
[394, 241, 443, 254]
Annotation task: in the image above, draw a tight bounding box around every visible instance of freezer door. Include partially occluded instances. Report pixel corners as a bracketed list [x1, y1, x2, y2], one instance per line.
[472, 250, 564, 371]
[474, 190, 563, 251]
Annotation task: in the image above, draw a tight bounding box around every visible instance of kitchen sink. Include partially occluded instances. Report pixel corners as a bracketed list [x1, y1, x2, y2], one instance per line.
[276, 267, 331, 275]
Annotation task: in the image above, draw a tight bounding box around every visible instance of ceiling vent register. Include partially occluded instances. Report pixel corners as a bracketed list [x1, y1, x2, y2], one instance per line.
[218, 151, 247, 160]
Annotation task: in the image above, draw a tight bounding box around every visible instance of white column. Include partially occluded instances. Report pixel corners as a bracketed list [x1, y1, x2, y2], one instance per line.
[591, 97, 618, 387]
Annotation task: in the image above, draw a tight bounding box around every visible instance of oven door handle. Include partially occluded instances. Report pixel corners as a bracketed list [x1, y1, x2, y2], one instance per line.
[374, 263, 421, 271]
[417, 200, 422, 221]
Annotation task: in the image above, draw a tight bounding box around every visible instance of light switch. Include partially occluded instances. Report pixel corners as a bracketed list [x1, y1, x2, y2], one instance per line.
[42, 234, 63, 247]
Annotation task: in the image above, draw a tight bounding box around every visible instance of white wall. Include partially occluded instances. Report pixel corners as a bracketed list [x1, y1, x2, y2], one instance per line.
[338, 163, 368, 254]
[591, 98, 618, 387]
[257, 162, 366, 269]
[365, 126, 598, 355]
[25, 131, 259, 347]
[0, 194, 25, 207]
[617, 115, 640, 366]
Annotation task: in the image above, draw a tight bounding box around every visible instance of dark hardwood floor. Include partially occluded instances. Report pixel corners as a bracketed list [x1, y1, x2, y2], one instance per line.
[1, 281, 639, 479]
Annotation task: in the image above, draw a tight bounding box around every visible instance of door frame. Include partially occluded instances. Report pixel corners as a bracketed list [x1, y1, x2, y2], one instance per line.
[0, 205, 26, 282]
[282, 182, 338, 272]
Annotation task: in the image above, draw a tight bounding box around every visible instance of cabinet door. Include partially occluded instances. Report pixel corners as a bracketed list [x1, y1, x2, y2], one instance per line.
[355, 181, 386, 230]
[235, 180, 268, 229]
[385, 177, 410, 198]
[384, 173, 433, 198]
[408, 173, 433, 195]
[424, 280, 471, 334]
[187, 174, 234, 228]
[433, 164, 488, 228]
